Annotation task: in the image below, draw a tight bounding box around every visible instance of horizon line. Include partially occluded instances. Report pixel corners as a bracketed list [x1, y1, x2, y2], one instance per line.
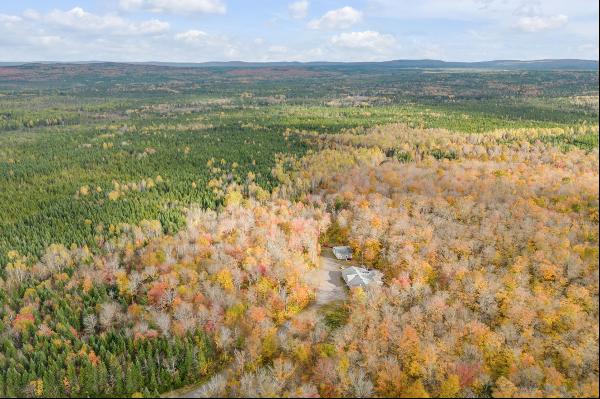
[1, 58, 599, 65]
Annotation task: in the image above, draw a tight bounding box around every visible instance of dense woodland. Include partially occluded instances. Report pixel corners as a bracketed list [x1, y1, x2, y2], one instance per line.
[0, 64, 598, 397]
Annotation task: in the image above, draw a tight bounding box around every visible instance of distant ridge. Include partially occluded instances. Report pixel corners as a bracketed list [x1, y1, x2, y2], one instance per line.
[1, 59, 598, 70]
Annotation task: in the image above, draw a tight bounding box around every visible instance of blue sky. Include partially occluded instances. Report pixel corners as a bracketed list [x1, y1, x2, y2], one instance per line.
[0, 0, 598, 62]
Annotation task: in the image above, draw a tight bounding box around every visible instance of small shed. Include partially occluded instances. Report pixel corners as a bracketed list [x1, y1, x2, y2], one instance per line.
[341, 266, 383, 288]
[332, 246, 352, 260]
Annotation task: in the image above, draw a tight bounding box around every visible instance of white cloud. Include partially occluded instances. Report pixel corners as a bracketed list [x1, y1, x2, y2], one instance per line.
[119, 0, 226, 15]
[175, 29, 209, 43]
[174, 29, 239, 57]
[330, 30, 396, 52]
[0, 0, 596, 62]
[289, 0, 309, 19]
[308, 6, 362, 30]
[515, 14, 568, 32]
[0, 14, 22, 23]
[27, 7, 170, 35]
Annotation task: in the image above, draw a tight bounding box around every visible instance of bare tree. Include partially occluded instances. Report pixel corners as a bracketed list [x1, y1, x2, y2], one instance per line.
[83, 314, 97, 335]
[99, 302, 119, 330]
[153, 311, 171, 337]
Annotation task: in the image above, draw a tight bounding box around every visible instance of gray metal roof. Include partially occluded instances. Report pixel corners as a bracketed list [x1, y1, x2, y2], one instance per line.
[341, 266, 382, 287]
[332, 246, 352, 260]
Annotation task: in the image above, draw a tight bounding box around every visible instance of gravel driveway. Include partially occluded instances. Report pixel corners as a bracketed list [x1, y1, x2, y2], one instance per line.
[306, 250, 348, 305]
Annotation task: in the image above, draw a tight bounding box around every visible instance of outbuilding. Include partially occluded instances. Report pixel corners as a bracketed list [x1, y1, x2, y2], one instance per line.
[332, 246, 352, 260]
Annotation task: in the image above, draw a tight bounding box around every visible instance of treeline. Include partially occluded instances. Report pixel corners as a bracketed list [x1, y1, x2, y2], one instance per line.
[0, 116, 307, 266]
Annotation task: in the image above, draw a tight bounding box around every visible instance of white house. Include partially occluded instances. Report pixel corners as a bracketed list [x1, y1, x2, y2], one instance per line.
[341, 266, 383, 288]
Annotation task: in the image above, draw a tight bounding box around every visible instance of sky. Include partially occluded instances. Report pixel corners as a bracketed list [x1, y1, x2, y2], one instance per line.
[0, 0, 598, 62]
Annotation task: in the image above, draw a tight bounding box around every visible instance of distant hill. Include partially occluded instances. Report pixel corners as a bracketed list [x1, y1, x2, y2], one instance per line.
[2, 59, 598, 70]
[134, 59, 600, 70]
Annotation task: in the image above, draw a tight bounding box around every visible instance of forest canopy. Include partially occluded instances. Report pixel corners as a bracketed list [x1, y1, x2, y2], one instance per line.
[0, 63, 598, 398]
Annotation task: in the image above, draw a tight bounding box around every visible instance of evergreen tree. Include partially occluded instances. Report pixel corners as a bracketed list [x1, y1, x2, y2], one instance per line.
[125, 361, 138, 393]
[5, 367, 20, 397]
